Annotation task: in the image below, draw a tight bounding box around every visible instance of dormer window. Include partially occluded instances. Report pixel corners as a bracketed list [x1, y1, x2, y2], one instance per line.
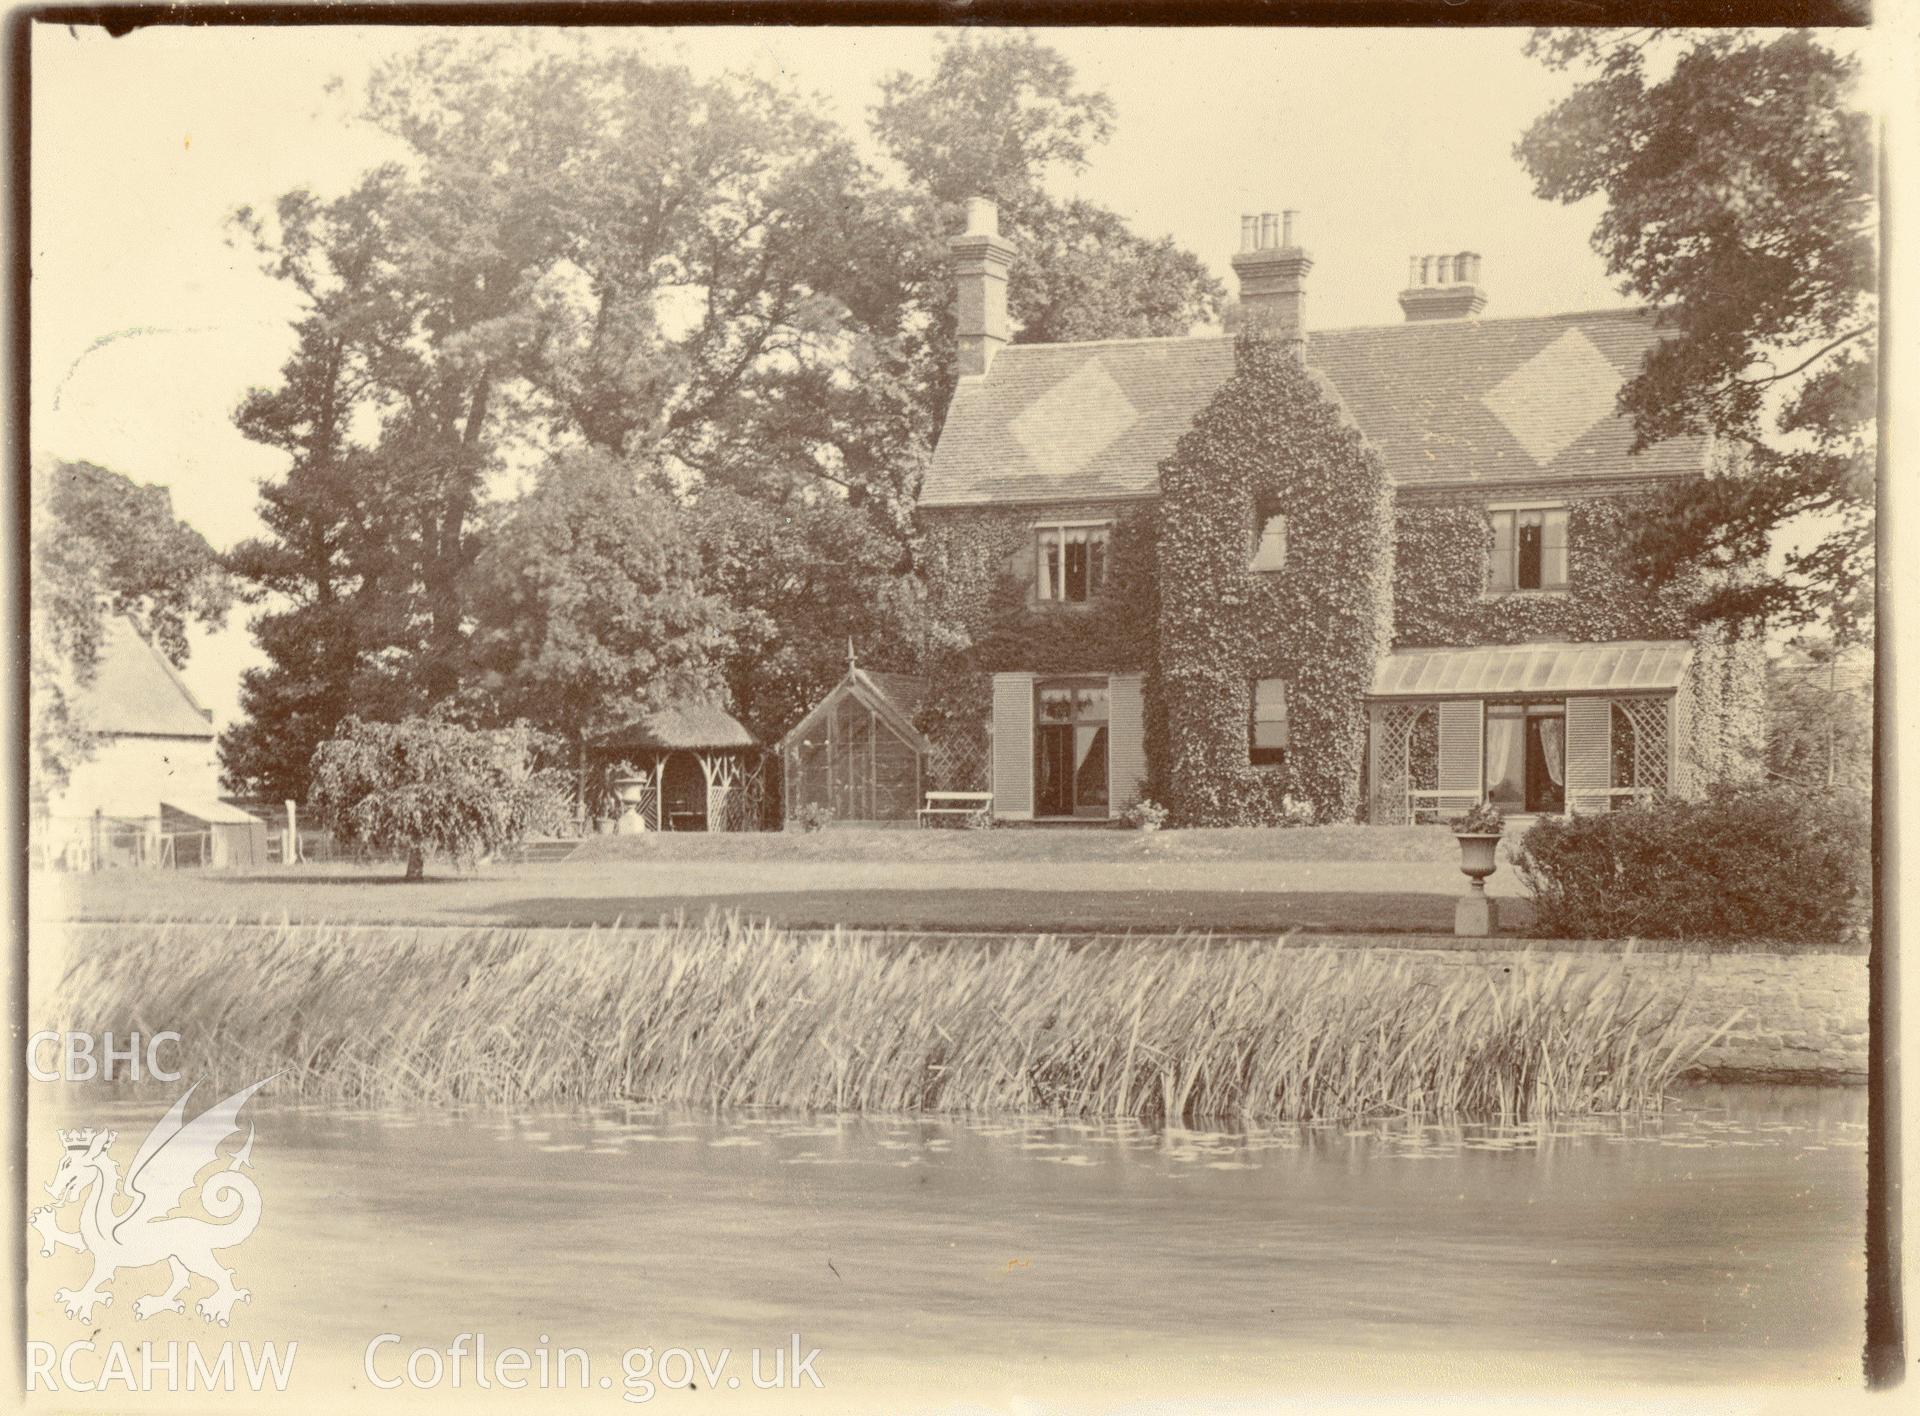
[1489, 504, 1568, 593]
[1249, 513, 1288, 573]
[1036, 523, 1110, 603]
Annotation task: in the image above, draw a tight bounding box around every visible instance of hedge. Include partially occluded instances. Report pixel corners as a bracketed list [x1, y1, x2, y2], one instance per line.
[1509, 785, 1870, 942]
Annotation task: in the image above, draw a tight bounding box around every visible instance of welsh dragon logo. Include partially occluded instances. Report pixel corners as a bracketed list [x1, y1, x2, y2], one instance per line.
[31, 1077, 273, 1327]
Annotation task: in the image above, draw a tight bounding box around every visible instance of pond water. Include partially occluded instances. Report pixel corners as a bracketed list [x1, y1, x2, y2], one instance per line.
[26, 1084, 1866, 1410]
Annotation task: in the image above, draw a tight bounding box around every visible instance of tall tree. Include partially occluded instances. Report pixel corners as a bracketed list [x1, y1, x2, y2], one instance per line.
[1516, 28, 1875, 641]
[31, 460, 233, 795]
[1765, 636, 1872, 792]
[873, 31, 1224, 436]
[463, 448, 737, 775]
[229, 32, 1230, 786]
[226, 36, 907, 794]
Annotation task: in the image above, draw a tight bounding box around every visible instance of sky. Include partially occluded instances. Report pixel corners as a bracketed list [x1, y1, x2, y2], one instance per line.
[27, 22, 1875, 733]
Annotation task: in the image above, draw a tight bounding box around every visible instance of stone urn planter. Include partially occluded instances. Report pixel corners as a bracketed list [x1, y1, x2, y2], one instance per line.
[1452, 832, 1502, 936]
[1448, 801, 1507, 937]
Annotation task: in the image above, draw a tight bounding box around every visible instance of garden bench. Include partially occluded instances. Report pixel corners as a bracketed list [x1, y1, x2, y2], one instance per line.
[1407, 789, 1479, 824]
[1566, 787, 1658, 815]
[918, 791, 994, 827]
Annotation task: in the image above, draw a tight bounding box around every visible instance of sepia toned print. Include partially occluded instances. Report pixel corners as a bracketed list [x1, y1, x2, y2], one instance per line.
[21, 17, 1884, 1412]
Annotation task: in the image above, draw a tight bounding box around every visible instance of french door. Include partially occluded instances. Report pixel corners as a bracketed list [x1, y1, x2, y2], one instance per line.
[1034, 680, 1110, 818]
[1485, 703, 1566, 814]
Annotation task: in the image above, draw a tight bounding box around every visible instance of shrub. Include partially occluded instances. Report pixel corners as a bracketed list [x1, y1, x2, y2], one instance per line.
[1121, 796, 1170, 832]
[790, 803, 836, 833]
[1510, 785, 1869, 942]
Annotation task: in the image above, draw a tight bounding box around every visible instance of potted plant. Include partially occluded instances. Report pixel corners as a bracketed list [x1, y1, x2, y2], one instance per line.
[1447, 798, 1505, 936]
[1120, 796, 1169, 833]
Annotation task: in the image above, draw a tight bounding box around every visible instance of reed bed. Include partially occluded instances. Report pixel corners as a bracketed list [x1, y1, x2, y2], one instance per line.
[48, 914, 1734, 1123]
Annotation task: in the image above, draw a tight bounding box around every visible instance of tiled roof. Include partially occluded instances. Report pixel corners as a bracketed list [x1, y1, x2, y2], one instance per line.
[594, 703, 756, 751]
[78, 615, 216, 738]
[920, 309, 1709, 508]
[1370, 640, 1694, 699]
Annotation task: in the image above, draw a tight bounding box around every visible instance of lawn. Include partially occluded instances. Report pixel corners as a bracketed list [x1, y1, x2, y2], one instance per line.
[38, 825, 1532, 936]
[568, 822, 1480, 865]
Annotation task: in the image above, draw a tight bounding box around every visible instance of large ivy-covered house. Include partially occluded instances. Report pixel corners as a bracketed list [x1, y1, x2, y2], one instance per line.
[914, 199, 1764, 826]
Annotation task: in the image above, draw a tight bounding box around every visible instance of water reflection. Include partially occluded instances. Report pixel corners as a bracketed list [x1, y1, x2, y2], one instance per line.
[27, 1084, 1864, 1404]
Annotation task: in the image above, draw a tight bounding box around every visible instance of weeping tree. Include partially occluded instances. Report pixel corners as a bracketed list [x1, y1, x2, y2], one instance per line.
[308, 714, 570, 879]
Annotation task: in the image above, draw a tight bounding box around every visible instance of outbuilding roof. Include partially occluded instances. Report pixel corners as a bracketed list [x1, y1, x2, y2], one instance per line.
[1370, 640, 1694, 700]
[921, 308, 1709, 508]
[78, 615, 216, 738]
[778, 667, 931, 754]
[594, 703, 756, 752]
[161, 797, 264, 825]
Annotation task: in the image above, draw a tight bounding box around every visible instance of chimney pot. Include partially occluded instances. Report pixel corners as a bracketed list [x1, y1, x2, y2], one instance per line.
[1399, 247, 1488, 321]
[963, 197, 999, 237]
[1230, 205, 1312, 354]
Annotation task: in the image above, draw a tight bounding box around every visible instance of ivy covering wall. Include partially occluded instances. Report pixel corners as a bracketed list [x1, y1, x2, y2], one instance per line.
[916, 503, 1161, 791]
[1391, 489, 1766, 791]
[912, 361, 1765, 821]
[1392, 493, 1691, 647]
[1156, 334, 1393, 825]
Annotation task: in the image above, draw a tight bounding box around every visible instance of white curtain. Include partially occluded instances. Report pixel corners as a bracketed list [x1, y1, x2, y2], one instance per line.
[1538, 716, 1565, 787]
[1484, 713, 1524, 806]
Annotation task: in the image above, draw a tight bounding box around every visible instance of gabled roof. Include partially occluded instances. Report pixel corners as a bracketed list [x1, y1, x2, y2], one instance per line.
[920, 309, 1710, 508]
[594, 703, 756, 752]
[1371, 640, 1694, 699]
[779, 667, 931, 754]
[78, 614, 216, 738]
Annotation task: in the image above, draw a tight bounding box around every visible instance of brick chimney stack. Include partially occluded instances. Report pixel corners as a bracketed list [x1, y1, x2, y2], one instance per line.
[1398, 251, 1488, 322]
[1230, 209, 1311, 353]
[949, 197, 1015, 378]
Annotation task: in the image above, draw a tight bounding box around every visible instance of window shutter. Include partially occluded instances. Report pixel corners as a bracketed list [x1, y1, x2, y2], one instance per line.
[1437, 701, 1484, 801]
[1489, 512, 1515, 592]
[1542, 508, 1570, 589]
[1565, 696, 1610, 812]
[991, 674, 1036, 819]
[1107, 674, 1148, 812]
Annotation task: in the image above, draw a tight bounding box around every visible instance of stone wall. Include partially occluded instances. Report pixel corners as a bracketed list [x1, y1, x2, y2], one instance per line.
[1317, 938, 1868, 1081]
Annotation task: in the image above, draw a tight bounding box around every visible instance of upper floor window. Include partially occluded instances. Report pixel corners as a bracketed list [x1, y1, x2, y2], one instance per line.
[1489, 505, 1568, 593]
[1037, 523, 1110, 603]
[1249, 513, 1288, 573]
[1250, 678, 1288, 766]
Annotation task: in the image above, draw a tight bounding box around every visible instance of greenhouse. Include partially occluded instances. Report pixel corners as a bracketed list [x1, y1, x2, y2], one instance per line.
[779, 666, 931, 827]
